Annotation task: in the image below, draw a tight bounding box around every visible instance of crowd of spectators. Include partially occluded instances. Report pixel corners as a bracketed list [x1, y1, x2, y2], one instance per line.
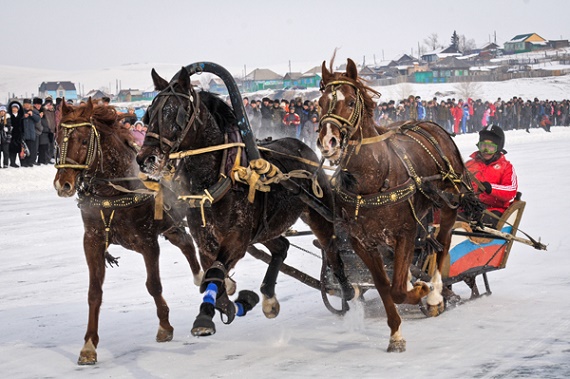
[0, 93, 563, 169]
[375, 95, 561, 134]
[0, 96, 146, 169]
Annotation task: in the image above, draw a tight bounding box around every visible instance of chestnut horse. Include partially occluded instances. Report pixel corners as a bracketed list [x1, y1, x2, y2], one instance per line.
[53, 99, 202, 365]
[317, 59, 478, 352]
[137, 67, 351, 336]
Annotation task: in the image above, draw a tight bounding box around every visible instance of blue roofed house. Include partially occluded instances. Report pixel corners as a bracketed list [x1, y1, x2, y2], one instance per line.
[38, 81, 77, 100]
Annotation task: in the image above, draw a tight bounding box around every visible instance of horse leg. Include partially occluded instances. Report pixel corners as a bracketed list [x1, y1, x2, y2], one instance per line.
[191, 261, 259, 337]
[390, 233, 431, 306]
[425, 206, 457, 316]
[78, 234, 106, 365]
[138, 241, 174, 342]
[259, 236, 289, 318]
[354, 241, 405, 353]
[163, 226, 203, 286]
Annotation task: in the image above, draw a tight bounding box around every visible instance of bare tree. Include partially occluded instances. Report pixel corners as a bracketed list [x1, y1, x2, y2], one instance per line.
[396, 82, 414, 100]
[454, 80, 482, 100]
[423, 33, 442, 51]
[459, 35, 477, 54]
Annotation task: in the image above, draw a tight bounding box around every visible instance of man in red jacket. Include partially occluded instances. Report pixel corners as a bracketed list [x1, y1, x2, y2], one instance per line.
[465, 125, 518, 227]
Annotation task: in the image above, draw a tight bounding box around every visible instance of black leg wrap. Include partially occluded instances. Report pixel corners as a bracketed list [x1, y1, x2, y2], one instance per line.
[235, 290, 260, 316]
[191, 302, 216, 337]
[200, 261, 227, 294]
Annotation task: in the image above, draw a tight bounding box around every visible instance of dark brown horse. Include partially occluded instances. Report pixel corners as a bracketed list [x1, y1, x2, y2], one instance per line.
[137, 67, 351, 336]
[317, 58, 477, 352]
[53, 99, 202, 365]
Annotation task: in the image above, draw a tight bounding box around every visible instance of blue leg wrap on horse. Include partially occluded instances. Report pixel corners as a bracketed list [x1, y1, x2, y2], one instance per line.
[204, 282, 218, 306]
[235, 302, 245, 317]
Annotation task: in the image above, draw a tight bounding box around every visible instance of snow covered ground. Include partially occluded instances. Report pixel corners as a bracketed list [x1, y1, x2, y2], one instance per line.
[0, 126, 568, 378]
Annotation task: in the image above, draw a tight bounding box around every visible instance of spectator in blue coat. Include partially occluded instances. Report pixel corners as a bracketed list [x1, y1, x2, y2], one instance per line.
[461, 104, 470, 134]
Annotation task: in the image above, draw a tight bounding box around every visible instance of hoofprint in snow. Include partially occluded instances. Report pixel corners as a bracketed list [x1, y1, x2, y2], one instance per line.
[0, 128, 569, 379]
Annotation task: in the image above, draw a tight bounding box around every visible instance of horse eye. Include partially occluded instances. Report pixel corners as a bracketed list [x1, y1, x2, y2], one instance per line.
[82, 139, 88, 145]
[348, 100, 355, 108]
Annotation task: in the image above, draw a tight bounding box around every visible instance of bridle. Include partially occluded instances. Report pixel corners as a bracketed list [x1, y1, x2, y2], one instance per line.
[319, 80, 365, 148]
[55, 120, 103, 171]
[144, 82, 200, 156]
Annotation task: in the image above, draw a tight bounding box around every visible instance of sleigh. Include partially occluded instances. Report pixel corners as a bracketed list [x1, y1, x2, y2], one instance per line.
[248, 196, 545, 315]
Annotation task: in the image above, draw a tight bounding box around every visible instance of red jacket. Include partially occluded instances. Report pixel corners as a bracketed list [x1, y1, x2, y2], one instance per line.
[466, 152, 518, 214]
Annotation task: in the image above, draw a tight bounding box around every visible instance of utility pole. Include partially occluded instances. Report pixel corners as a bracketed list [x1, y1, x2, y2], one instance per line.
[288, 60, 291, 75]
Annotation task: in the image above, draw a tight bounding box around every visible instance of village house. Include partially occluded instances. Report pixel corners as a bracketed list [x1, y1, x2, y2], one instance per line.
[38, 81, 77, 100]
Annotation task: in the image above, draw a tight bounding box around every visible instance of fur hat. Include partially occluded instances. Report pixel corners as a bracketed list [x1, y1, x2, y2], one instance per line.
[0, 105, 6, 112]
[11, 103, 20, 109]
[23, 98, 32, 104]
[33, 97, 43, 105]
[479, 125, 505, 153]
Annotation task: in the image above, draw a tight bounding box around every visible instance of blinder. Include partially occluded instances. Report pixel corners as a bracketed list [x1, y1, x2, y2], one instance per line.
[55, 121, 102, 170]
[143, 82, 199, 156]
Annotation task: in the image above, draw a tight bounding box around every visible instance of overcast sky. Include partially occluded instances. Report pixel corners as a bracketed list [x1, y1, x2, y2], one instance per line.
[2, 0, 568, 75]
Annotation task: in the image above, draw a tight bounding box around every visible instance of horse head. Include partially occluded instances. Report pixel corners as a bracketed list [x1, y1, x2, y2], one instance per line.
[53, 98, 101, 197]
[137, 66, 198, 179]
[317, 58, 378, 164]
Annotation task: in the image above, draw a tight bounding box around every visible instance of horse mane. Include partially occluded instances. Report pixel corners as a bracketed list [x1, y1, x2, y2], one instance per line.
[327, 54, 380, 120]
[61, 103, 135, 146]
[198, 90, 237, 133]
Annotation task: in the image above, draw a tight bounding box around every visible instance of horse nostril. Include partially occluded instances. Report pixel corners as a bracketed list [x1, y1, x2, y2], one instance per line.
[330, 137, 338, 149]
[148, 155, 158, 165]
[63, 182, 72, 192]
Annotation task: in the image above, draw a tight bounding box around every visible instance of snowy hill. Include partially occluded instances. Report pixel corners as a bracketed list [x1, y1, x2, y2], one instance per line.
[3, 62, 570, 105]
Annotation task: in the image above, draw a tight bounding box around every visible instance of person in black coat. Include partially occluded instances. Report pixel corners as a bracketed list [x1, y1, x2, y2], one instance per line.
[8, 100, 23, 167]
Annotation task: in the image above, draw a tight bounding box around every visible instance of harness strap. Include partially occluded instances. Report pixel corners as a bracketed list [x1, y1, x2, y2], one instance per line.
[100, 209, 115, 255]
[335, 177, 416, 219]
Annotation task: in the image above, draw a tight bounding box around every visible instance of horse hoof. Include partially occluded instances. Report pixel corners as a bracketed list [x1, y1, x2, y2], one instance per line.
[426, 302, 445, 317]
[262, 295, 280, 319]
[191, 317, 216, 337]
[442, 287, 461, 305]
[387, 338, 406, 353]
[77, 351, 97, 365]
[156, 325, 174, 342]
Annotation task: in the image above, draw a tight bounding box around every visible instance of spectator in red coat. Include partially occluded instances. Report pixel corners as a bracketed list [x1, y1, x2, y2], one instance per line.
[465, 125, 518, 226]
[282, 105, 300, 139]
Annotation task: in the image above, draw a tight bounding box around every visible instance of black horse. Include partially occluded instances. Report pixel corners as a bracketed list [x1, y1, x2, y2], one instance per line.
[137, 66, 352, 336]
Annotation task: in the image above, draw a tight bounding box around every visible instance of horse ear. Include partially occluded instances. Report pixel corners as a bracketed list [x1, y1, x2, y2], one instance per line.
[177, 66, 191, 92]
[84, 97, 94, 113]
[346, 58, 358, 80]
[321, 61, 332, 86]
[61, 97, 71, 115]
[151, 68, 169, 91]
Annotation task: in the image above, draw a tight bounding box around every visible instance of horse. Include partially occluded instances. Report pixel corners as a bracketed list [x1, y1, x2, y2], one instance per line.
[137, 66, 352, 336]
[317, 58, 479, 352]
[53, 99, 203, 365]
